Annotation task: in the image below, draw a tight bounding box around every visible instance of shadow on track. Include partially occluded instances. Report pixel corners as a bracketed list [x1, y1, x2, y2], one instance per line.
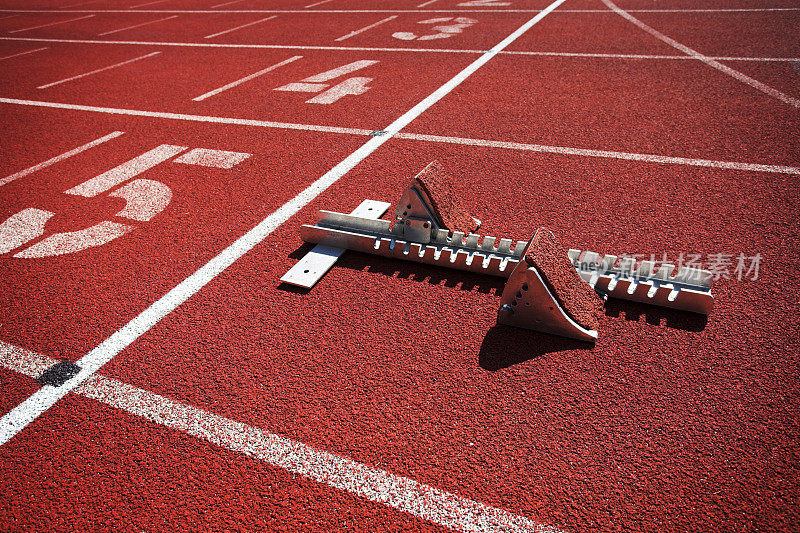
[603, 298, 708, 332]
[478, 324, 591, 371]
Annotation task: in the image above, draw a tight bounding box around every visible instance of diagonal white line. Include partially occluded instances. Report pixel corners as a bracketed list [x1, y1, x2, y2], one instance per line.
[0, 340, 563, 532]
[306, 0, 334, 7]
[98, 15, 177, 36]
[1, 97, 797, 175]
[0, 0, 570, 449]
[128, 0, 168, 8]
[0, 131, 124, 187]
[8, 14, 94, 33]
[335, 15, 398, 42]
[204, 15, 277, 39]
[394, 132, 800, 175]
[211, 0, 245, 7]
[192, 55, 302, 101]
[0, 46, 47, 61]
[602, 0, 800, 109]
[37, 51, 160, 89]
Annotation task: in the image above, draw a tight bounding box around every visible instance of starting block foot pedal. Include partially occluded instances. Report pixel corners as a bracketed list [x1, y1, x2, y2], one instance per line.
[498, 228, 602, 342]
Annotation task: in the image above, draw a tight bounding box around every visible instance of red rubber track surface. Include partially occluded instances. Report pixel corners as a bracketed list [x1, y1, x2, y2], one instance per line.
[92, 139, 799, 532]
[409, 55, 800, 166]
[0, 394, 444, 531]
[0, 0, 798, 531]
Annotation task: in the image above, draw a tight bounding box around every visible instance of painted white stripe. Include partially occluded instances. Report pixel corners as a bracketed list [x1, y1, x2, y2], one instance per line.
[0, 341, 562, 532]
[394, 132, 800, 175]
[97, 15, 177, 36]
[0, 46, 47, 61]
[8, 14, 94, 33]
[0, 14, 19, 20]
[0, 0, 569, 449]
[603, 0, 800, 109]
[306, 0, 334, 7]
[211, 0, 245, 7]
[203, 15, 277, 39]
[2, 8, 800, 13]
[192, 55, 302, 101]
[65, 144, 186, 197]
[61, 0, 100, 8]
[418, 0, 440, 7]
[558, 8, 800, 12]
[37, 51, 160, 89]
[2, 37, 797, 63]
[128, 0, 168, 8]
[335, 15, 398, 42]
[0, 131, 124, 187]
[1, 97, 797, 175]
[502, 50, 800, 62]
[0, 97, 374, 135]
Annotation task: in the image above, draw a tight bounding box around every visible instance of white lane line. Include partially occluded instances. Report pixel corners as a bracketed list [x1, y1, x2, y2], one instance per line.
[0, 14, 19, 20]
[394, 132, 800, 175]
[192, 55, 301, 101]
[418, 0, 440, 6]
[211, 0, 245, 7]
[2, 37, 798, 63]
[0, 342, 563, 533]
[335, 15, 398, 42]
[98, 15, 177, 36]
[2, 8, 800, 12]
[37, 51, 160, 89]
[2, 97, 797, 175]
[0, 97, 374, 135]
[204, 15, 277, 39]
[0, 0, 569, 449]
[8, 14, 94, 33]
[128, 0, 168, 8]
[0, 46, 47, 61]
[559, 7, 800, 12]
[603, 0, 800, 109]
[306, 0, 334, 7]
[0, 131, 124, 187]
[502, 50, 800, 62]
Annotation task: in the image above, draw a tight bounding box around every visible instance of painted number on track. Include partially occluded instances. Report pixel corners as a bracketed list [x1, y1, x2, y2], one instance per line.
[274, 60, 379, 104]
[0, 141, 251, 259]
[393, 17, 477, 41]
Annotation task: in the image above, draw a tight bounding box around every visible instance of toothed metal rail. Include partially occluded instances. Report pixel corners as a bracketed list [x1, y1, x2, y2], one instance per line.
[300, 210, 527, 278]
[568, 250, 714, 314]
[298, 208, 714, 315]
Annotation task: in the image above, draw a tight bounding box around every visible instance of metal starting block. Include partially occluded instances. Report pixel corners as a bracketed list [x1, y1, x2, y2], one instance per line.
[282, 162, 714, 342]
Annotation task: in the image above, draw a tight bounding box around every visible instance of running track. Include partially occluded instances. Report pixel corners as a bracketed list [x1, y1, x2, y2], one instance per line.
[0, 0, 798, 531]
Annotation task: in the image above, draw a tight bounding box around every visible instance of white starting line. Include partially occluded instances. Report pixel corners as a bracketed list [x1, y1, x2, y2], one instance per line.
[0, 36, 797, 63]
[0, 340, 563, 532]
[1, 96, 797, 176]
[1, 8, 799, 12]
